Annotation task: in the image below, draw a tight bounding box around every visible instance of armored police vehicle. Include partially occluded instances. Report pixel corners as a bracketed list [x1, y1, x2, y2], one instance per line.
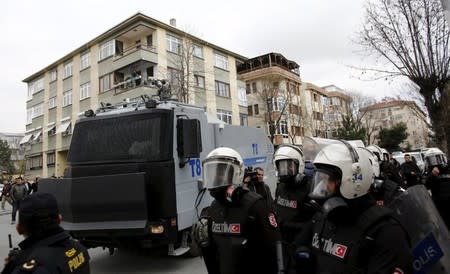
[40, 91, 275, 256]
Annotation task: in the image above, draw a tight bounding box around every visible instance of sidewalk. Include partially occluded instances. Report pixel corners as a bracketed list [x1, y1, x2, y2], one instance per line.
[0, 203, 21, 263]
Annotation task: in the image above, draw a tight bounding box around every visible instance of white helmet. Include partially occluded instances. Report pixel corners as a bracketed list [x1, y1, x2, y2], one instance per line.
[273, 145, 305, 179]
[424, 148, 447, 170]
[366, 145, 382, 162]
[359, 147, 380, 177]
[380, 148, 389, 161]
[202, 147, 244, 190]
[311, 142, 374, 200]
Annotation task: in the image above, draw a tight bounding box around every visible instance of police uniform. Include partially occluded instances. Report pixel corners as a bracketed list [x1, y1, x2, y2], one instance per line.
[426, 166, 450, 228]
[308, 197, 412, 274]
[1, 193, 90, 274]
[200, 188, 281, 274]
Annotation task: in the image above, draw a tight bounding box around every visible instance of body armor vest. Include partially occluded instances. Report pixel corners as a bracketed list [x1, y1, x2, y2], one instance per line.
[208, 191, 262, 274]
[311, 206, 392, 274]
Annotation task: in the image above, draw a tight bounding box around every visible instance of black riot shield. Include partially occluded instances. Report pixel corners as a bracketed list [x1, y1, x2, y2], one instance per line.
[388, 185, 450, 274]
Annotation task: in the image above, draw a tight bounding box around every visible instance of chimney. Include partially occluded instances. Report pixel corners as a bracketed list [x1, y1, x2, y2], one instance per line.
[169, 18, 176, 27]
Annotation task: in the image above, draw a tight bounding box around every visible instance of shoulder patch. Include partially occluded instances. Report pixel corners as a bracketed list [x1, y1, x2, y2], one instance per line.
[65, 247, 77, 257]
[268, 213, 278, 228]
[21, 259, 36, 270]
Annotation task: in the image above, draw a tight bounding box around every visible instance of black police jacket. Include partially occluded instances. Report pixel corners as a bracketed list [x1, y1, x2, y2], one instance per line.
[310, 199, 413, 274]
[201, 191, 281, 274]
[274, 182, 313, 241]
[2, 228, 90, 274]
[426, 166, 450, 201]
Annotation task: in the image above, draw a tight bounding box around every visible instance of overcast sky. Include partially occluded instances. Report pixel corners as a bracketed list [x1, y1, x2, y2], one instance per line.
[1, 0, 410, 133]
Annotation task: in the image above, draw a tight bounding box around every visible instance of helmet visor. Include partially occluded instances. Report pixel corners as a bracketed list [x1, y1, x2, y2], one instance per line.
[276, 159, 298, 176]
[310, 170, 339, 199]
[426, 155, 445, 167]
[203, 160, 235, 189]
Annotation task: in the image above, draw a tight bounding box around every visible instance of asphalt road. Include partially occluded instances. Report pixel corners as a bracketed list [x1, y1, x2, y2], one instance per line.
[0, 203, 207, 274]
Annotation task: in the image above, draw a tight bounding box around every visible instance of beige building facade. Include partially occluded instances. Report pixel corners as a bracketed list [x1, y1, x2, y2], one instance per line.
[322, 85, 352, 138]
[237, 53, 303, 145]
[22, 13, 248, 178]
[301, 83, 328, 138]
[361, 100, 429, 149]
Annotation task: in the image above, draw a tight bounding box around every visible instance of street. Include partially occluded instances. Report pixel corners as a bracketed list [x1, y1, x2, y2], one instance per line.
[0, 204, 207, 274]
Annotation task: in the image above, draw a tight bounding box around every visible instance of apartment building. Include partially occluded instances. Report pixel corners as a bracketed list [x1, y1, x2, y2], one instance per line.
[21, 13, 248, 178]
[361, 100, 429, 149]
[237, 53, 303, 145]
[301, 83, 328, 138]
[0, 132, 25, 173]
[322, 85, 352, 138]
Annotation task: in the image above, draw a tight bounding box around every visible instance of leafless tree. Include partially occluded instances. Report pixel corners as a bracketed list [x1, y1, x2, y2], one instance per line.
[254, 76, 290, 144]
[286, 87, 304, 144]
[345, 91, 378, 144]
[358, 0, 450, 153]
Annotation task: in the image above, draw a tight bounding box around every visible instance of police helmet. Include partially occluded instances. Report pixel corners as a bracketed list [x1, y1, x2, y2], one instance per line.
[424, 148, 447, 170]
[273, 145, 305, 180]
[311, 142, 374, 200]
[359, 147, 380, 177]
[202, 147, 244, 190]
[366, 145, 382, 162]
[380, 148, 390, 161]
[18, 193, 60, 236]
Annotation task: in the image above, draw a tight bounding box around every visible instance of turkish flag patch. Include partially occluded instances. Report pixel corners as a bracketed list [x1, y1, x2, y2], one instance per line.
[333, 244, 348, 258]
[230, 224, 241, 233]
[393, 268, 404, 274]
[268, 213, 278, 228]
[376, 200, 384, 206]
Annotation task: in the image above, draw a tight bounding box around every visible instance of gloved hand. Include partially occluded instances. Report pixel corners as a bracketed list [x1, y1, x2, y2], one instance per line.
[191, 218, 210, 248]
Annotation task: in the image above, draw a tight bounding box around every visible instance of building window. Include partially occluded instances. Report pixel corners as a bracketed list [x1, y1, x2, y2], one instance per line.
[215, 81, 230, 97]
[239, 113, 248, 126]
[63, 61, 73, 78]
[47, 153, 55, 166]
[194, 75, 205, 88]
[48, 97, 56, 109]
[270, 97, 285, 112]
[80, 52, 90, 70]
[50, 69, 57, 82]
[32, 103, 43, 118]
[247, 105, 253, 116]
[238, 87, 247, 106]
[193, 44, 203, 58]
[246, 84, 251, 94]
[80, 82, 91, 100]
[313, 93, 318, 102]
[276, 120, 289, 135]
[27, 78, 44, 100]
[26, 108, 32, 124]
[217, 109, 232, 124]
[254, 104, 259, 115]
[27, 155, 43, 170]
[99, 40, 115, 60]
[63, 90, 72, 107]
[166, 34, 181, 54]
[100, 74, 113, 93]
[252, 82, 257, 93]
[214, 52, 228, 70]
[167, 67, 181, 85]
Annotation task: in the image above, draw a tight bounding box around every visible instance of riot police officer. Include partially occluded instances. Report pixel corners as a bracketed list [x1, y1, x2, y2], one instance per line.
[1, 193, 90, 274]
[297, 141, 412, 273]
[424, 148, 450, 228]
[193, 147, 283, 274]
[273, 145, 314, 273]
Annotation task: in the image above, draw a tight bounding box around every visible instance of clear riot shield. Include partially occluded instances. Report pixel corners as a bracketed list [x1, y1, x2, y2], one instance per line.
[388, 185, 450, 274]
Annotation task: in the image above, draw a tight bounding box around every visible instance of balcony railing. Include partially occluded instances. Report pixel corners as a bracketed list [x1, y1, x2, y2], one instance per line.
[114, 43, 157, 60]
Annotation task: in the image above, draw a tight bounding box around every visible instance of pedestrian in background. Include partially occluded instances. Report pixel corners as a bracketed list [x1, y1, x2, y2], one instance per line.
[400, 154, 421, 187]
[9, 177, 28, 225]
[1, 180, 12, 210]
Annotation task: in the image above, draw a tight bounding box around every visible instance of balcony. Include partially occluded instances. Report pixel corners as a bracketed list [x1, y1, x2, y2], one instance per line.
[113, 43, 158, 70]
